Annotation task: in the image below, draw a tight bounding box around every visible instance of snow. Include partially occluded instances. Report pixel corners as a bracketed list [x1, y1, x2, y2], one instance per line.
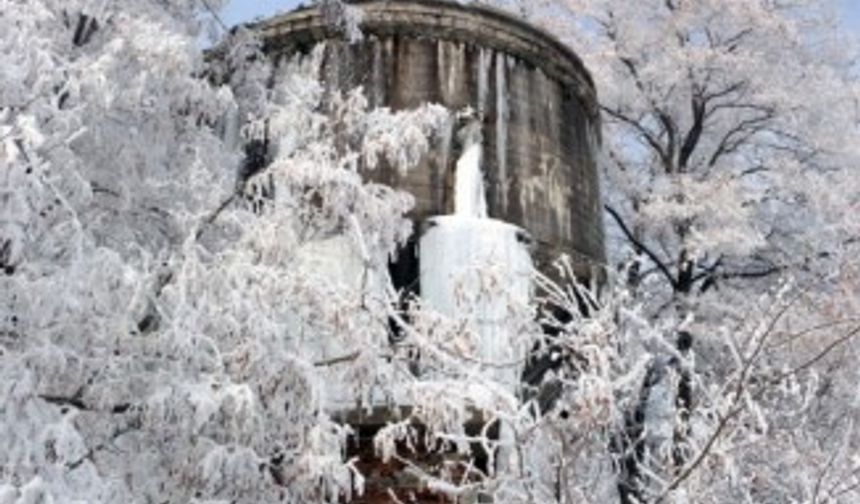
[292, 234, 395, 410]
[642, 358, 678, 461]
[294, 235, 367, 291]
[419, 216, 532, 390]
[454, 130, 488, 218]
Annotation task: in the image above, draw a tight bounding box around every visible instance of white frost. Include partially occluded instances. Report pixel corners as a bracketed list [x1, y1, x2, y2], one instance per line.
[454, 123, 488, 218]
[419, 216, 532, 390]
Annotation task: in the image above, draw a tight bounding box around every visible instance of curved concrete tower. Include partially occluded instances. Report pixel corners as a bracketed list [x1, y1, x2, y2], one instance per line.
[255, 0, 605, 275]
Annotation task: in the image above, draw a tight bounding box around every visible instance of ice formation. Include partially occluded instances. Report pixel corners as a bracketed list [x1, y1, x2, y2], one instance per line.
[420, 104, 532, 394]
[454, 121, 489, 218]
[454, 145, 488, 218]
[420, 216, 532, 389]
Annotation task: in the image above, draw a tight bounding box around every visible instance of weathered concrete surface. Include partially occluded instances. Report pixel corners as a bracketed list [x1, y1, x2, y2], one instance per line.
[257, 0, 605, 271]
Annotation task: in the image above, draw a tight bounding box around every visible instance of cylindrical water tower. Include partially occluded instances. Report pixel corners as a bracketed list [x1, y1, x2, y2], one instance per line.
[256, 0, 605, 276]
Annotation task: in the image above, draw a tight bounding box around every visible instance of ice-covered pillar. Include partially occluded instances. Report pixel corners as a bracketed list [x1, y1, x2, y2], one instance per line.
[419, 216, 533, 391]
[292, 235, 385, 411]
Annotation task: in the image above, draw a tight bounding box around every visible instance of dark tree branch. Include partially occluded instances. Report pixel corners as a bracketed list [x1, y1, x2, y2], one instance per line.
[718, 265, 783, 281]
[703, 81, 747, 104]
[677, 95, 706, 171]
[40, 394, 89, 411]
[40, 394, 133, 414]
[199, 0, 228, 31]
[722, 28, 754, 52]
[766, 326, 860, 386]
[72, 14, 99, 47]
[603, 24, 676, 173]
[601, 105, 671, 169]
[314, 351, 361, 367]
[604, 205, 678, 289]
[695, 259, 783, 293]
[708, 109, 775, 167]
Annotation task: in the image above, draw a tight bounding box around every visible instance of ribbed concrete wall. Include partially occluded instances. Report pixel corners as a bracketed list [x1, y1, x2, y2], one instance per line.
[256, 0, 605, 273]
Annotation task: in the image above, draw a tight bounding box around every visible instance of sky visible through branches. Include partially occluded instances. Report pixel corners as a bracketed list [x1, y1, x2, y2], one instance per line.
[221, 0, 303, 26]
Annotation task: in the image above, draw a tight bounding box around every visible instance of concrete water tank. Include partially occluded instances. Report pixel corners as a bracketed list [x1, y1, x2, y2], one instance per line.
[255, 0, 605, 275]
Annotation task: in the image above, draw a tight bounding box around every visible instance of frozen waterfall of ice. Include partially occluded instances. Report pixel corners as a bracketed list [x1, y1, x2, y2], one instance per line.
[421, 108, 532, 468]
[419, 216, 533, 390]
[454, 122, 488, 218]
[419, 115, 534, 393]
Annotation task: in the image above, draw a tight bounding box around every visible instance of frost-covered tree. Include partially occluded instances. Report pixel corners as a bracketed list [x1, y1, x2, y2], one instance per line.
[468, 0, 860, 502]
[485, 1, 860, 297]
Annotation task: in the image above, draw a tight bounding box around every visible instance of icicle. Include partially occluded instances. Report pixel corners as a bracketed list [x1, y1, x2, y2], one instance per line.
[371, 37, 385, 107]
[454, 122, 487, 218]
[495, 52, 509, 211]
[437, 40, 448, 101]
[451, 42, 465, 99]
[477, 48, 491, 117]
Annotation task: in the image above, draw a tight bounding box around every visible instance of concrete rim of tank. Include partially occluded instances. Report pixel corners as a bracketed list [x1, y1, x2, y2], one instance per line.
[253, 0, 599, 121]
